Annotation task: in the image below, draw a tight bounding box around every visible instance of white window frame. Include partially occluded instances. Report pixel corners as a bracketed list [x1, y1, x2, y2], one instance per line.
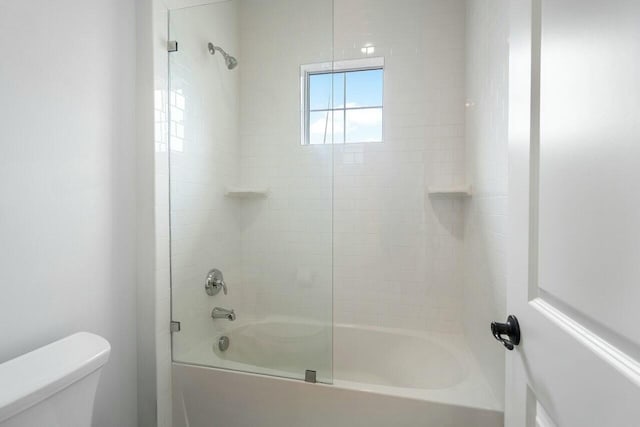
[300, 57, 385, 145]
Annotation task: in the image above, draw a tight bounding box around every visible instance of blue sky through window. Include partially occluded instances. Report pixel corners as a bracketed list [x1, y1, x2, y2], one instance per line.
[307, 68, 383, 144]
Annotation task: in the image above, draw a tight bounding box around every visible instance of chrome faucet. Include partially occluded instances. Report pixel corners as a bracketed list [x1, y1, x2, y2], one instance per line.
[211, 307, 236, 321]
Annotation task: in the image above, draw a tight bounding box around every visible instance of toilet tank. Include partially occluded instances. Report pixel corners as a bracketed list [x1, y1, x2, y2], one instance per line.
[0, 333, 111, 427]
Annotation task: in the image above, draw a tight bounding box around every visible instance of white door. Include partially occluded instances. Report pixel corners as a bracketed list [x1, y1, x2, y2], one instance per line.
[505, 0, 640, 426]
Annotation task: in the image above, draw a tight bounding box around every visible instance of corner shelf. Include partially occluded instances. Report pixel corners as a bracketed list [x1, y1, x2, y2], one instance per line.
[224, 186, 270, 199]
[427, 185, 472, 197]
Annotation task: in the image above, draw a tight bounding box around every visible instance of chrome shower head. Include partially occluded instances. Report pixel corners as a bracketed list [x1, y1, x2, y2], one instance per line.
[208, 42, 238, 70]
[226, 55, 238, 70]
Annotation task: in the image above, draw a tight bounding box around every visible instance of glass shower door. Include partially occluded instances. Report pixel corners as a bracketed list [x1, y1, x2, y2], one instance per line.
[168, 0, 334, 383]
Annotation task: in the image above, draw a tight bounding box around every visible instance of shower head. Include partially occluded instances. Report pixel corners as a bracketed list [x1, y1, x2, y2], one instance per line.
[226, 55, 238, 70]
[208, 42, 238, 70]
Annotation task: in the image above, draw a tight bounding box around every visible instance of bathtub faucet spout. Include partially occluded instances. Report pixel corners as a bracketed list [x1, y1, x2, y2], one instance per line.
[211, 307, 236, 321]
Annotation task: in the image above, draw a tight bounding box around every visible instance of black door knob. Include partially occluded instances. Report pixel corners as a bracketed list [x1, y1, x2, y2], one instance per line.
[491, 315, 521, 350]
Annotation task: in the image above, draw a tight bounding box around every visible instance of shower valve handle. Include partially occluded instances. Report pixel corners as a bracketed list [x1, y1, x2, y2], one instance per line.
[491, 315, 521, 351]
[205, 268, 227, 296]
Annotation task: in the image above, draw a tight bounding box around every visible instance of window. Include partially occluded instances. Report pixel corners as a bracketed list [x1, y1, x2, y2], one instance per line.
[301, 58, 384, 145]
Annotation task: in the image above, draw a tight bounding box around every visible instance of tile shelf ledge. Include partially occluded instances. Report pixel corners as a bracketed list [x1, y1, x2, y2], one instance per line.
[224, 186, 270, 198]
[427, 185, 472, 197]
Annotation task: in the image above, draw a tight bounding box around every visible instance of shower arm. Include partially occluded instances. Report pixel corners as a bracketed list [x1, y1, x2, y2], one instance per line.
[209, 43, 230, 60]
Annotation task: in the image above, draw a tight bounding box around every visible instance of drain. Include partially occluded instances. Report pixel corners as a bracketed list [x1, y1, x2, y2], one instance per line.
[218, 335, 230, 352]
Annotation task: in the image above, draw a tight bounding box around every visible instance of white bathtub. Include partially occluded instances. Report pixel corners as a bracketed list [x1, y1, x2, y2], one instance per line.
[173, 319, 503, 427]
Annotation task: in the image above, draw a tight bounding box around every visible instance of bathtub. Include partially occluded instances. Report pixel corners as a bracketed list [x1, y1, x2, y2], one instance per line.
[172, 318, 503, 427]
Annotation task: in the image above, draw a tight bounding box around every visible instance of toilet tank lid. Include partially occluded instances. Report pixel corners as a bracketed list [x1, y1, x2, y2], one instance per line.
[0, 332, 111, 423]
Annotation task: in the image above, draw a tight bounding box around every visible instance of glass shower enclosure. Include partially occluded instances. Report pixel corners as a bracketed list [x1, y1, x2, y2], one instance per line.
[168, 0, 335, 383]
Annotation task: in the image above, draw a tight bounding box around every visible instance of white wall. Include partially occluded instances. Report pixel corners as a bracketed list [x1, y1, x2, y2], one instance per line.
[463, 0, 510, 407]
[0, 1, 138, 426]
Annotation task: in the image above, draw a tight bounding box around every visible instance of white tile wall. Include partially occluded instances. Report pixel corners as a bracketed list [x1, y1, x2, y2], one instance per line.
[332, 0, 467, 332]
[237, 0, 334, 326]
[235, 0, 467, 334]
[463, 0, 509, 408]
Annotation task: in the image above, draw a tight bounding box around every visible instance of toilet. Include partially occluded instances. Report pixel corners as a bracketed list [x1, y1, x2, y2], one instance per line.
[0, 332, 111, 427]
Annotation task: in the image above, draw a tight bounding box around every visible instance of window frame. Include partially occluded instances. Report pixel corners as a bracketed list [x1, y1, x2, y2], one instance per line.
[300, 57, 385, 145]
